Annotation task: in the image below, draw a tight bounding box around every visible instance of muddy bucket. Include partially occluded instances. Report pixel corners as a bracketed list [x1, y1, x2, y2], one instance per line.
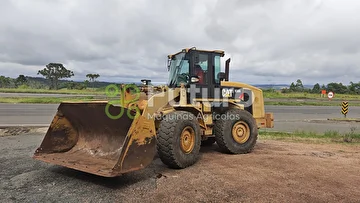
[33, 101, 157, 177]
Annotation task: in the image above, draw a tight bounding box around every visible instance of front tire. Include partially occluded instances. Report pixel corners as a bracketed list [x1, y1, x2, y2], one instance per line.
[157, 111, 201, 169]
[214, 109, 258, 154]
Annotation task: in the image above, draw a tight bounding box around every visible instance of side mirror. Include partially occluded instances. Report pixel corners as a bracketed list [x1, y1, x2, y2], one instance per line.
[190, 76, 200, 83]
[225, 58, 230, 81]
[218, 72, 226, 81]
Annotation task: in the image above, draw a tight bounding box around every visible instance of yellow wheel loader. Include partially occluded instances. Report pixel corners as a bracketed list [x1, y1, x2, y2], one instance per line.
[33, 47, 274, 177]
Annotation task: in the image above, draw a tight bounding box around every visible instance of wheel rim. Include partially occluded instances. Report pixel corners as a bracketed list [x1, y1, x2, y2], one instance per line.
[180, 126, 195, 154]
[232, 121, 250, 144]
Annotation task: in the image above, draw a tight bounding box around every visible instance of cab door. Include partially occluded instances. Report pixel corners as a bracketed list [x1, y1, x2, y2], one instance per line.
[190, 52, 210, 100]
[208, 53, 222, 99]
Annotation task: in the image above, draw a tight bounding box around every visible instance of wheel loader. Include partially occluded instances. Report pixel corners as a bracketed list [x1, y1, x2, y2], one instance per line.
[33, 47, 274, 177]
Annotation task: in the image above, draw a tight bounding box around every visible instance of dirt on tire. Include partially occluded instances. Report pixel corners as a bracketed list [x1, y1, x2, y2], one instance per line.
[157, 111, 202, 169]
[215, 109, 258, 154]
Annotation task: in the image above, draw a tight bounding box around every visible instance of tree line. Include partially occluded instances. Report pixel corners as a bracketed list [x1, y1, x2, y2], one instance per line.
[2, 63, 360, 95]
[281, 79, 360, 94]
[0, 63, 101, 90]
[0, 75, 30, 88]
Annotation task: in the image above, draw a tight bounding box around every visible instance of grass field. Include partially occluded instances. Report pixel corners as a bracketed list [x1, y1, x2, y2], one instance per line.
[259, 129, 360, 144]
[0, 96, 100, 104]
[264, 101, 360, 106]
[263, 91, 360, 100]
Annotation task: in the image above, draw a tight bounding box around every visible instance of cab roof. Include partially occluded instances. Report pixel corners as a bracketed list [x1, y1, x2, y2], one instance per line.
[168, 47, 225, 59]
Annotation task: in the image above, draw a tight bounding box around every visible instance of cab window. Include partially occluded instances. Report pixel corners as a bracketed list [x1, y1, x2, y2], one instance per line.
[214, 55, 221, 84]
[194, 53, 208, 84]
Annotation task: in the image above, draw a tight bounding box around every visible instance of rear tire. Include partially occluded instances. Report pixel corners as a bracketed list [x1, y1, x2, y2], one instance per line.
[214, 108, 258, 154]
[157, 111, 201, 169]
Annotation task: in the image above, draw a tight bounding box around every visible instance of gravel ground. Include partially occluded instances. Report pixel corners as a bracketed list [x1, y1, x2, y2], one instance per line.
[1, 132, 360, 203]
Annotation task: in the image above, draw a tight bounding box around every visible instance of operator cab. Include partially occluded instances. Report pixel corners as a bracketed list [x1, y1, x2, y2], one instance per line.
[167, 47, 231, 100]
[167, 47, 227, 88]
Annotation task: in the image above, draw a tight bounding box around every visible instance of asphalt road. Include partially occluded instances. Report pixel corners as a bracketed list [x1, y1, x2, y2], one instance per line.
[0, 104, 58, 126]
[265, 105, 360, 133]
[1, 103, 360, 133]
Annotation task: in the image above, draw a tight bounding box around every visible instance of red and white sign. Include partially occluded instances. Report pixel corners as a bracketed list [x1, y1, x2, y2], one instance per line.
[328, 91, 334, 99]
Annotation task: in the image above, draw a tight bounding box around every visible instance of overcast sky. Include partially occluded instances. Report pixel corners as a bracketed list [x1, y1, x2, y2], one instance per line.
[1, 0, 359, 85]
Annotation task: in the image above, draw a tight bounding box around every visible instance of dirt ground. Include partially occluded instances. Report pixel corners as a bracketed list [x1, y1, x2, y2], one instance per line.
[1, 133, 360, 203]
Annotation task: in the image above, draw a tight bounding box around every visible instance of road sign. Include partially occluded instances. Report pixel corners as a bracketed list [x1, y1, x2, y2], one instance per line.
[342, 101, 349, 117]
[328, 91, 334, 99]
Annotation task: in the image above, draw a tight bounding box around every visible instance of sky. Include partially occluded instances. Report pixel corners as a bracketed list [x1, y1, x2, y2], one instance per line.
[1, 0, 360, 85]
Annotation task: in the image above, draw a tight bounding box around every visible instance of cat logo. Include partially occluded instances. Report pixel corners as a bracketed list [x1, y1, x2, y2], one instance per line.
[222, 88, 233, 97]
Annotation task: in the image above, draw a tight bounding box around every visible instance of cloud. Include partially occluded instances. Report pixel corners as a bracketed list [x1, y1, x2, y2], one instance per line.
[0, 0, 359, 85]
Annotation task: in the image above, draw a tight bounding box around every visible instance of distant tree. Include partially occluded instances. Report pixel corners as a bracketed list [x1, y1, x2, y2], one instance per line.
[86, 73, 100, 88]
[348, 81, 360, 94]
[326, 82, 348, 94]
[84, 80, 90, 88]
[15, 75, 27, 87]
[295, 79, 304, 92]
[311, 83, 320, 93]
[296, 79, 303, 87]
[0, 75, 11, 88]
[66, 81, 76, 90]
[37, 63, 74, 90]
[289, 82, 296, 92]
[86, 73, 100, 82]
[26, 78, 47, 89]
[75, 83, 87, 90]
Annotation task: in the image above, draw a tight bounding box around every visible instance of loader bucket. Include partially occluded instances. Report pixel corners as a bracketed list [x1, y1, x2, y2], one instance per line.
[33, 101, 157, 177]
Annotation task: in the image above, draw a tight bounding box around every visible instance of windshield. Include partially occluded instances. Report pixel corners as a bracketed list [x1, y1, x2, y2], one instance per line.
[167, 52, 190, 87]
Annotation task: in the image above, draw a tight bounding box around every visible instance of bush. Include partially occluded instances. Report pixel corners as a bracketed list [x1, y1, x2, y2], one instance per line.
[66, 82, 76, 90]
[343, 127, 357, 143]
[75, 83, 87, 90]
[281, 88, 292, 93]
[17, 84, 29, 89]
